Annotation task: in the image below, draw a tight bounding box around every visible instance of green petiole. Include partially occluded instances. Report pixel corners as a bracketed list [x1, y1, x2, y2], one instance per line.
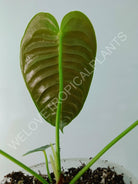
[69, 120, 138, 184]
[55, 30, 63, 181]
[0, 149, 49, 184]
[43, 150, 52, 183]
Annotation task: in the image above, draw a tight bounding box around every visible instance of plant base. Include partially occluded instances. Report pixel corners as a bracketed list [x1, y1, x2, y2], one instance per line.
[1, 159, 138, 184]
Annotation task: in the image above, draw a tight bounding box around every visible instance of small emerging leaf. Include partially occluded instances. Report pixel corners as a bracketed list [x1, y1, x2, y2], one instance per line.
[23, 144, 55, 156]
[50, 154, 58, 181]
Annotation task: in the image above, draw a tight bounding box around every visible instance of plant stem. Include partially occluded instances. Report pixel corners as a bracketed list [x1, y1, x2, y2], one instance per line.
[43, 150, 52, 183]
[55, 31, 63, 180]
[0, 149, 49, 184]
[69, 120, 138, 184]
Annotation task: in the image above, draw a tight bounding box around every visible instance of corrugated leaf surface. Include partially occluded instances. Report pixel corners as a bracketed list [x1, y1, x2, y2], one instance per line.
[20, 11, 97, 130]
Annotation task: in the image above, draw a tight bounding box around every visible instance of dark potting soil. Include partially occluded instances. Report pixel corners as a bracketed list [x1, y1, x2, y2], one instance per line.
[1, 165, 125, 184]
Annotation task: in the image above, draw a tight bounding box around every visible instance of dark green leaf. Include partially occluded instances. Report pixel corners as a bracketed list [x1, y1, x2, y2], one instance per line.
[20, 11, 97, 130]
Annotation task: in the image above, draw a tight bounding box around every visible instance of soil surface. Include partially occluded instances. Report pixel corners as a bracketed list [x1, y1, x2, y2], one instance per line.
[1, 165, 125, 184]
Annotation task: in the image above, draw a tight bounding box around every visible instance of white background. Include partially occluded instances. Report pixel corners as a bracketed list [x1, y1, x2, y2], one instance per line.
[0, 0, 138, 180]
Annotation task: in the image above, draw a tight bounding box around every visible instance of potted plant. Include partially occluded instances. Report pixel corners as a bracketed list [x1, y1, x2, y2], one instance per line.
[0, 11, 137, 184]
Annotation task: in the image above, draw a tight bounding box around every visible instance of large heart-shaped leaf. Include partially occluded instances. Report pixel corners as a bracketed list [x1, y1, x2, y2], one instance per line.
[20, 11, 97, 130]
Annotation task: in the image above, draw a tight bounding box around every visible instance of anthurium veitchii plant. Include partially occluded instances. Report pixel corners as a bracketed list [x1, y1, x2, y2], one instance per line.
[0, 11, 137, 184]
